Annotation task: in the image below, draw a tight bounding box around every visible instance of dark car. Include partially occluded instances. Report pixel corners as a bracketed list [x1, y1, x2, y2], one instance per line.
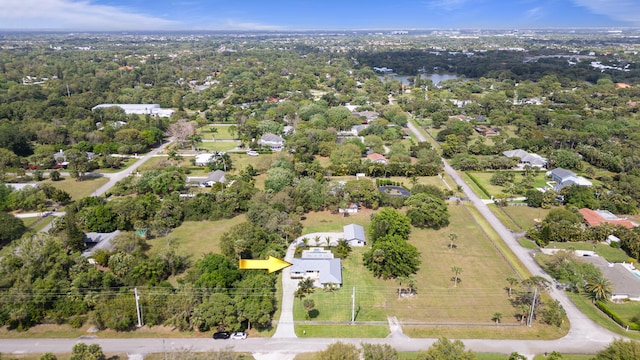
[212, 331, 231, 340]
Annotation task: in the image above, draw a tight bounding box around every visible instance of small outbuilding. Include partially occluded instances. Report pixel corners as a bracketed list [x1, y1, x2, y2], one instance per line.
[343, 224, 366, 246]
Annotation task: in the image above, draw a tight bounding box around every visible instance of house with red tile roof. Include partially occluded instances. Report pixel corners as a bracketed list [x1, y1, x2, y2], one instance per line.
[366, 153, 388, 164]
[578, 208, 635, 229]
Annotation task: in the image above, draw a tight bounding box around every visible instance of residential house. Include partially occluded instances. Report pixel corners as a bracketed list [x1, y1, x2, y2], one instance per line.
[579, 208, 635, 229]
[503, 149, 547, 168]
[339, 203, 359, 215]
[548, 168, 592, 191]
[474, 125, 500, 136]
[343, 224, 366, 246]
[367, 153, 388, 164]
[200, 170, 226, 187]
[352, 111, 379, 124]
[290, 248, 342, 288]
[338, 124, 368, 137]
[53, 150, 96, 166]
[194, 153, 216, 166]
[258, 133, 286, 151]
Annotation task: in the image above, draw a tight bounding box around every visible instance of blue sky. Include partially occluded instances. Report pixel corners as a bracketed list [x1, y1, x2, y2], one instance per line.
[1, 0, 639, 31]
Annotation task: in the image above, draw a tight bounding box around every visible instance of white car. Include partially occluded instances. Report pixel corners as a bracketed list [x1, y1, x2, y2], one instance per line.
[231, 332, 247, 340]
[247, 150, 259, 156]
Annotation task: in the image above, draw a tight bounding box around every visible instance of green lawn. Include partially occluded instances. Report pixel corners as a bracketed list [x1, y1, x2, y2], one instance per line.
[488, 204, 551, 232]
[197, 141, 240, 152]
[44, 176, 109, 200]
[466, 171, 547, 198]
[518, 237, 539, 250]
[197, 125, 236, 140]
[546, 242, 630, 263]
[301, 210, 373, 234]
[604, 301, 640, 325]
[149, 215, 247, 260]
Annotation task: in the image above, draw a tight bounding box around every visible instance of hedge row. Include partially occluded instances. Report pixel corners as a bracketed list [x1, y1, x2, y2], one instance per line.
[465, 171, 492, 198]
[596, 301, 640, 331]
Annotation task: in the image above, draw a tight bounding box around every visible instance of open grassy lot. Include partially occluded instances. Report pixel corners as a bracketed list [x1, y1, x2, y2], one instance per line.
[229, 152, 291, 174]
[44, 176, 109, 200]
[400, 204, 520, 325]
[489, 204, 550, 232]
[149, 215, 246, 260]
[197, 141, 241, 152]
[196, 125, 236, 140]
[466, 171, 548, 197]
[301, 209, 374, 234]
[546, 241, 630, 263]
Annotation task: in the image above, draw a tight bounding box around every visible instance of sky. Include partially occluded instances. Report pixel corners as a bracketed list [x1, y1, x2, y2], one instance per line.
[1, 0, 639, 31]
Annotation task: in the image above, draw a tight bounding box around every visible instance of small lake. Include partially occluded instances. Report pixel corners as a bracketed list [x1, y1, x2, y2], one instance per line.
[379, 73, 459, 86]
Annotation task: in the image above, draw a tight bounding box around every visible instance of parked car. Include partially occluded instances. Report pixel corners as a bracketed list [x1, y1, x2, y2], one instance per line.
[212, 331, 231, 340]
[247, 150, 259, 156]
[231, 332, 247, 340]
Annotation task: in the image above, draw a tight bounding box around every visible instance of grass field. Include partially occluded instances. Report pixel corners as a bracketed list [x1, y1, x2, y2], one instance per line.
[196, 125, 236, 140]
[301, 209, 373, 233]
[606, 300, 640, 326]
[197, 141, 241, 152]
[466, 171, 547, 198]
[546, 241, 630, 263]
[489, 204, 550, 232]
[44, 176, 109, 200]
[149, 215, 247, 260]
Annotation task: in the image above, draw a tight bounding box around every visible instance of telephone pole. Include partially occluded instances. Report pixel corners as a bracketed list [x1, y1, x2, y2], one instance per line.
[351, 286, 355, 324]
[134, 287, 143, 327]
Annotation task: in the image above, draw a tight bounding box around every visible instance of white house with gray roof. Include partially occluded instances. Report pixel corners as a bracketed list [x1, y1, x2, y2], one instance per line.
[258, 133, 285, 151]
[548, 168, 592, 191]
[503, 149, 547, 168]
[290, 248, 342, 288]
[200, 170, 226, 187]
[343, 224, 366, 246]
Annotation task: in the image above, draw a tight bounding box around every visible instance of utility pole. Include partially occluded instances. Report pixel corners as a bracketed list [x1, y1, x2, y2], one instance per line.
[351, 286, 355, 324]
[527, 288, 537, 327]
[134, 287, 143, 327]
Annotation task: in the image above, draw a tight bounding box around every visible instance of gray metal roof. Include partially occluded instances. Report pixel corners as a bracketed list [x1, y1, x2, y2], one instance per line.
[260, 133, 285, 143]
[206, 170, 226, 183]
[290, 258, 342, 285]
[550, 168, 576, 180]
[343, 224, 366, 242]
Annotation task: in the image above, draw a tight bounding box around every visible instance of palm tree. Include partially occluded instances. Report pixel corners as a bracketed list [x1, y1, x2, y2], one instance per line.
[492, 312, 502, 325]
[448, 233, 458, 250]
[187, 134, 203, 151]
[451, 266, 462, 288]
[228, 125, 237, 139]
[585, 276, 613, 303]
[506, 276, 519, 299]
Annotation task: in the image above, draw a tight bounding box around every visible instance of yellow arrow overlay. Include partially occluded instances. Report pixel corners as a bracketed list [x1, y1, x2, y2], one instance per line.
[239, 256, 292, 274]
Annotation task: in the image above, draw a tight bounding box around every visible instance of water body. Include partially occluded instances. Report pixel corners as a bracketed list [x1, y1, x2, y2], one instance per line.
[379, 73, 459, 86]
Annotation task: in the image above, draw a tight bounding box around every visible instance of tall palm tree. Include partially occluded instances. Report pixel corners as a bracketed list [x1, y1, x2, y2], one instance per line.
[506, 276, 519, 299]
[451, 266, 462, 288]
[448, 233, 458, 250]
[585, 276, 613, 303]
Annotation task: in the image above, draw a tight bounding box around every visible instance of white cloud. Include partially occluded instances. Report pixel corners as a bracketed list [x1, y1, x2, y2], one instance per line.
[526, 7, 544, 20]
[571, 0, 640, 24]
[0, 0, 179, 30]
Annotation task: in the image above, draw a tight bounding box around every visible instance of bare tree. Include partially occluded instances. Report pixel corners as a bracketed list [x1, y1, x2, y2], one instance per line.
[167, 119, 196, 149]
